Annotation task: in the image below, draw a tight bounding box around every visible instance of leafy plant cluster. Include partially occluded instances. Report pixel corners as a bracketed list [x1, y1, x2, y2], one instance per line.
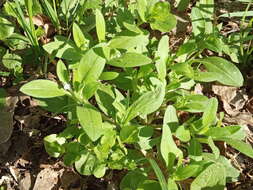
[1, 0, 253, 189]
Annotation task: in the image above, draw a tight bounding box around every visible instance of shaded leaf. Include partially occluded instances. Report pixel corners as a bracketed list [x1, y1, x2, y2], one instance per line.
[0, 16, 14, 40]
[122, 79, 165, 124]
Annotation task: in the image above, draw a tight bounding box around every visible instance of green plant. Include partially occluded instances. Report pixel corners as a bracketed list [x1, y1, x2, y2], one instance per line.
[16, 0, 253, 189]
[219, 1, 253, 67]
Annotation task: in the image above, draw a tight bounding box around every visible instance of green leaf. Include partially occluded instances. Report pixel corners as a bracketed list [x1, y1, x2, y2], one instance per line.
[43, 39, 82, 61]
[173, 164, 201, 181]
[219, 138, 253, 158]
[167, 178, 178, 190]
[188, 138, 203, 161]
[44, 134, 66, 157]
[78, 49, 105, 84]
[220, 11, 253, 18]
[194, 57, 244, 87]
[137, 180, 162, 190]
[120, 125, 139, 143]
[122, 79, 165, 123]
[76, 104, 103, 141]
[95, 84, 126, 121]
[205, 125, 245, 140]
[73, 22, 89, 50]
[156, 35, 169, 80]
[200, 34, 223, 53]
[207, 137, 220, 159]
[148, 159, 167, 190]
[60, 0, 78, 19]
[107, 53, 152, 68]
[84, 0, 102, 9]
[0, 16, 14, 40]
[199, 0, 214, 34]
[42, 0, 60, 29]
[0, 89, 13, 144]
[36, 95, 75, 113]
[190, 163, 226, 190]
[57, 60, 69, 84]
[20, 80, 66, 98]
[108, 35, 149, 50]
[94, 122, 116, 160]
[99, 71, 119, 80]
[177, 0, 190, 11]
[190, 0, 214, 35]
[178, 94, 209, 113]
[120, 170, 147, 190]
[93, 164, 106, 178]
[170, 62, 194, 78]
[202, 97, 218, 127]
[2, 53, 22, 70]
[177, 40, 197, 57]
[148, 2, 177, 32]
[95, 9, 106, 42]
[203, 153, 240, 182]
[82, 82, 99, 100]
[175, 125, 191, 142]
[120, 124, 153, 147]
[137, 125, 155, 150]
[2, 53, 23, 78]
[0, 88, 6, 109]
[137, 0, 147, 22]
[75, 150, 97, 175]
[63, 142, 81, 165]
[95, 84, 117, 117]
[160, 106, 183, 167]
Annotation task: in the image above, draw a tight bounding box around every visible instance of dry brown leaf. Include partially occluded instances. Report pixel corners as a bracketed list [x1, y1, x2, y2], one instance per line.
[246, 97, 253, 114]
[224, 112, 253, 126]
[33, 168, 63, 190]
[0, 111, 13, 144]
[0, 94, 18, 144]
[212, 85, 248, 116]
[25, 14, 56, 44]
[19, 172, 32, 190]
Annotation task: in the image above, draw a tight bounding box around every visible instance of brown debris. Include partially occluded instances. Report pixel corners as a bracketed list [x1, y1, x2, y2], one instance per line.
[33, 168, 63, 190]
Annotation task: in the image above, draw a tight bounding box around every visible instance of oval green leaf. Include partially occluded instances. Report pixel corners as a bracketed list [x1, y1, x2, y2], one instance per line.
[195, 57, 244, 87]
[107, 53, 152, 68]
[95, 9, 106, 42]
[0, 16, 14, 40]
[57, 60, 69, 84]
[20, 79, 66, 98]
[76, 104, 103, 141]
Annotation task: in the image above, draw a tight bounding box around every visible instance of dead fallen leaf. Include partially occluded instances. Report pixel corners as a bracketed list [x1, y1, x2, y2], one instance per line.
[19, 172, 32, 190]
[246, 97, 253, 114]
[33, 168, 62, 190]
[25, 14, 56, 44]
[224, 112, 253, 126]
[212, 85, 248, 116]
[0, 90, 18, 144]
[0, 111, 13, 144]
